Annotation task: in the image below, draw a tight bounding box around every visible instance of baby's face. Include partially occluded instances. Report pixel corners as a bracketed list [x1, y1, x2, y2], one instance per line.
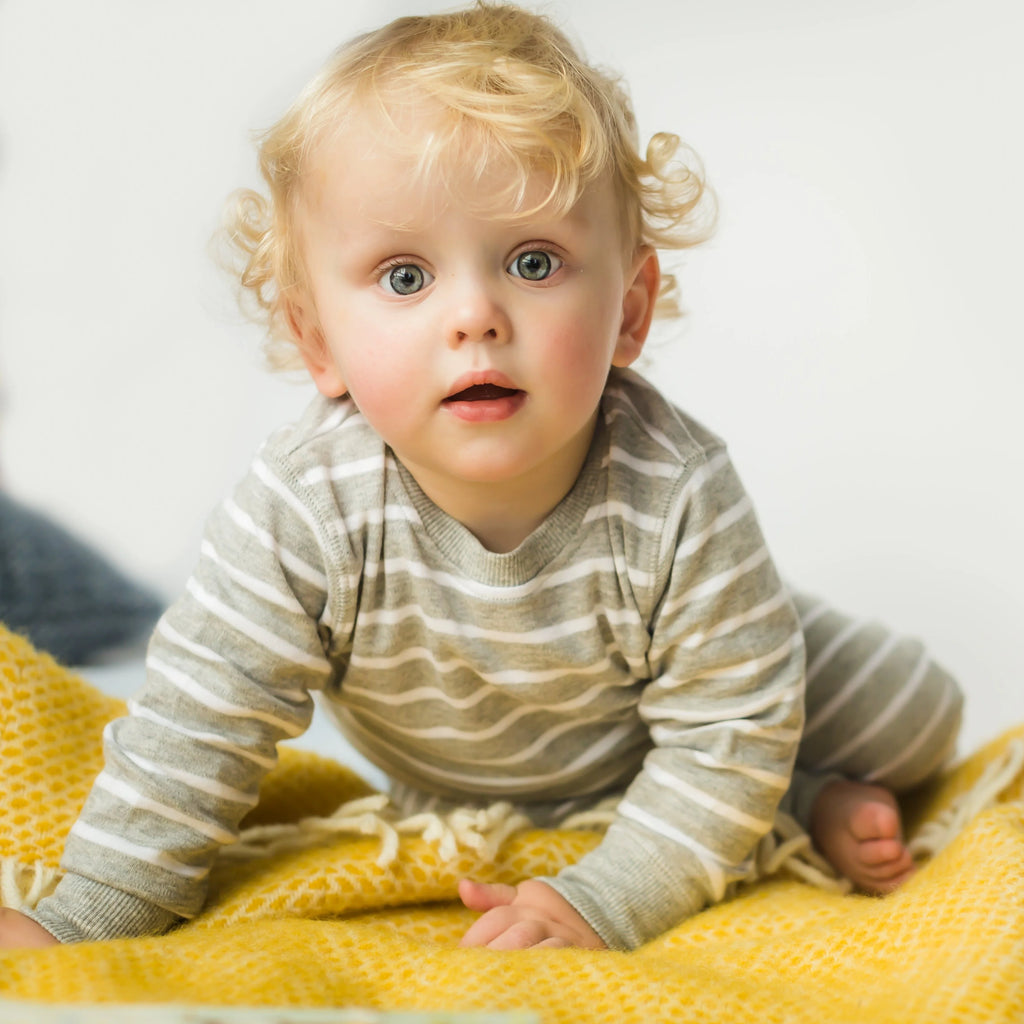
[290, 112, 656, 533]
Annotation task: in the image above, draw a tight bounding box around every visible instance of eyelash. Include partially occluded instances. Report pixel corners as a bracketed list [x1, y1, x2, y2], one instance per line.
[377, 259, 433, 296]
[508, 247, 564, 282]
[374, 245, 566, 296]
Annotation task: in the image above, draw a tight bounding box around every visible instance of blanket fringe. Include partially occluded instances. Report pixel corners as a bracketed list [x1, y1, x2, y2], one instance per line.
[908, 737, 1024, 860]
[741, 812, 854, 894]
[0, 858, 60, 911]
[226, 738, 1024, 896]
[7, 739, 1021, 913]
[223, 795, 534, 869]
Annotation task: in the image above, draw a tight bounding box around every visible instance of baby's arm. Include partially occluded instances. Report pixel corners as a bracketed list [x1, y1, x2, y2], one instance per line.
[503, 449, 804, 950]
[27, 453, 341, 943]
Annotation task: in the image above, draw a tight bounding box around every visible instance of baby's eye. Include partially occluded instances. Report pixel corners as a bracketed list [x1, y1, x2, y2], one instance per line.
[508, 250, 563, 282]
[379, 263, 433, 295]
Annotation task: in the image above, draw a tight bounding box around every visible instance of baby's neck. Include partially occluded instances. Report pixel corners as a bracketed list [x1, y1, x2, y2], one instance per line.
[402, 428, 598, 554]
[422, 476, 559, 554]
[466, 510, 546, 554]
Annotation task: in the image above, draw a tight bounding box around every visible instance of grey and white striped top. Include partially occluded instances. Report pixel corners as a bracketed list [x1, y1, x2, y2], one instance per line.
[35, 368, 807, 949]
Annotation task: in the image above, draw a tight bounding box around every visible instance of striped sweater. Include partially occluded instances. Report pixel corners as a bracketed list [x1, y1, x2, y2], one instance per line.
[33, 368, 806, 950]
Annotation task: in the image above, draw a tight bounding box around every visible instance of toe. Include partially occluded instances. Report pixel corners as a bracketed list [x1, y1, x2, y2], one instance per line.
[857, 837, 907, 867]
[856, 847, 917, 894]
[847, 793, 903, 844]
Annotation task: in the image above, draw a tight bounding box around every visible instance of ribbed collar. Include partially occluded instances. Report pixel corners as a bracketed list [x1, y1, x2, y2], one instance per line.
[392, 416, 607, 588]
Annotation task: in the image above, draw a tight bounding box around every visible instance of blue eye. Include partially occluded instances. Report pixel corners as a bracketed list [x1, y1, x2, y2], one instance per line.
[508, 250, 562, 281]
[380, 263, 432, 295]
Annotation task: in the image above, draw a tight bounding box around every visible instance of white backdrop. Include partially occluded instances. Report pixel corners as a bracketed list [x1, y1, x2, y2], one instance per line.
[1, 0, 1021, 753]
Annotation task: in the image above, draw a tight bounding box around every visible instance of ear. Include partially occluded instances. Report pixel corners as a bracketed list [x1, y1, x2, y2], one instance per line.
[285, 297, 348, 398]
[612, 246, 660, 368]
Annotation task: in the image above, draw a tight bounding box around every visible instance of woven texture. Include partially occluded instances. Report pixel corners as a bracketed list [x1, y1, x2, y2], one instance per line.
[0, 493, 163, 664]
[1, 624, 1022, 1022]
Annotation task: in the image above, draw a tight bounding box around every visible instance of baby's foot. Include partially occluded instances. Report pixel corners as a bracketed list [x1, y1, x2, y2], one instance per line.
[810, 779, 916, 894]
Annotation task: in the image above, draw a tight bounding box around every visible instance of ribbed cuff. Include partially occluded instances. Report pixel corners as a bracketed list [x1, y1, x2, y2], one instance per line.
[543, 824, 709, 950]
[25, 873, 182, 944]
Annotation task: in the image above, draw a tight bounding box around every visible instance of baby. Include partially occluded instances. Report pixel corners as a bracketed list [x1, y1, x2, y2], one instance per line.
[1, 2, 961, 951]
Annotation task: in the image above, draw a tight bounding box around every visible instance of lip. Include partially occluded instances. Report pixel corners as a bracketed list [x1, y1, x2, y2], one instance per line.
[443, 370, 522, 400]
[442, 370, 527, 423]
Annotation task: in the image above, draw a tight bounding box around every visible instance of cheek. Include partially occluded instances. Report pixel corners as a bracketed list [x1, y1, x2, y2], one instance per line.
[342, 355, 405, 424]
[539, 302, 621, 381]
[333, 321, 424, 431]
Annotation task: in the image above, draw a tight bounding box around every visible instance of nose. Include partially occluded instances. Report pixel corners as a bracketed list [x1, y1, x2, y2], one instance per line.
[444, 278, 512, 348]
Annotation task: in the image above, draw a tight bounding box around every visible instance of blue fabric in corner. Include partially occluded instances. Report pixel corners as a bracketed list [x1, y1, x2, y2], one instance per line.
[0, 492, 163, 665]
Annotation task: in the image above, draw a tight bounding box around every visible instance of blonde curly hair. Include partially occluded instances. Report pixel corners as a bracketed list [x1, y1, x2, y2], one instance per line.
[224, 2, 715, 370]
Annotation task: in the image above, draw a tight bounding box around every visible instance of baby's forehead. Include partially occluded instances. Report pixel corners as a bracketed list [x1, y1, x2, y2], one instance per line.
[302, 101, 585, 226]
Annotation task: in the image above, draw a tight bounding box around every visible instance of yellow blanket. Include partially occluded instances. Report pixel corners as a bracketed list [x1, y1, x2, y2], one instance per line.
[2, 624, 1022, 1022]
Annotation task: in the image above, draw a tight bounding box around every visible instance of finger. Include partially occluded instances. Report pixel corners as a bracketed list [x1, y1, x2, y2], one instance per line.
[459, 907, 518, 948]
[533, 936, 571, 949]
[486, 920, 552, 951]
[458, 879, 518, 912]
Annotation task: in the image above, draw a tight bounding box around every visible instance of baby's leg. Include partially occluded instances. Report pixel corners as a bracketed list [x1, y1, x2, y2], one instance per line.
[784, 591, 963, 892]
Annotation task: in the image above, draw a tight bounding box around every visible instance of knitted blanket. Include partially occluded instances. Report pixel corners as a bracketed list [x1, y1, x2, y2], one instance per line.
[1, 624, 1022, 1023]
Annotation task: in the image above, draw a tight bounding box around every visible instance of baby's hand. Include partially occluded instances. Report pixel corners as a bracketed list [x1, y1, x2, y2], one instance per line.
[0, 908, 58, 949]
[458, 878, 606, 950]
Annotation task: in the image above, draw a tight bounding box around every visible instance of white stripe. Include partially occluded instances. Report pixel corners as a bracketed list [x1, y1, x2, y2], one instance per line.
[146, 656, 307, 736]
[653, 632, 801, 692]
[344, 677, 491, 711]
[355, 603, 643, 645]
[335, 705, 638, 780]
[685, 633, 802, 682]
[650, 718, 802, 747]
[603, 383, 687, 460]
[222, 499, 327, 590]
[307, 401, 353, 439]
[341, 691, 626, 745]
[156, 620, 226, 665]
[113, 742, 258, 807]
[657, 452, 733, 563]
[795, 597, 829, 632]
[678, 591, 791, 650]
[617, 800, 728, 900]
[345, 652, 624, 702]
[644, 762, 771, 832]
[815, 650, 932, 770]
[804, 633, 902, 736]
[94, 772, 239, 843]
[686, 749, 791, 790]
[582, 501, 663, 533]
[363, 552, 653, 601]
[864, 678, 958, 784]
[126, 700, 278, 770]
[673, 495, 754, 562]
[669, 546, 771, 609]
[300, 453, 386, 486]
[608, 445, 680, 478]
[343, 504, 421, 533]
[200, 541, 305, 614]
[645, 679, 804, 727]
[805, 618, 865, 684]
[250, 458, 319, 534]
[68, 820, 208, 880]
[186, 578, 330, 673]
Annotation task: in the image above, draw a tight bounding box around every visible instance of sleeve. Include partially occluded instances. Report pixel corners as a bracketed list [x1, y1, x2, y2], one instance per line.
[543, 449, 806, 950]
[27, 452, 347, 943]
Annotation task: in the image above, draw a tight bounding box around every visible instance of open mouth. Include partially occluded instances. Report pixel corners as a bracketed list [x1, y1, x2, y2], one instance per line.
[444, 383, 523, 403]
[442, 378, 527, 422]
